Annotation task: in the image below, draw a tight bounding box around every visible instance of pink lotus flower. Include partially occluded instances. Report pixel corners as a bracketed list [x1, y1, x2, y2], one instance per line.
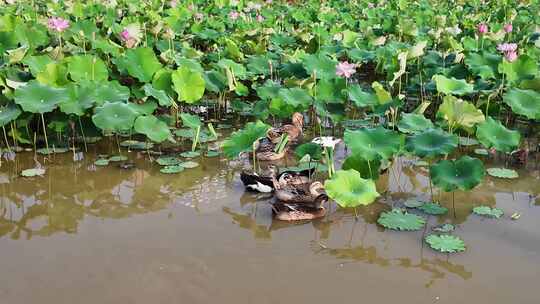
[47, 17, 70, 32]
[505, 51, 518, 62]
[335, 61, 357, 78]
[256, 14, 264, 22]
[120, 29, 131, 41]
[229, 11, 240, 20]
[497, 43, 517, 53]
[503, 23, 513, 33]
[477, 23, 488, 34]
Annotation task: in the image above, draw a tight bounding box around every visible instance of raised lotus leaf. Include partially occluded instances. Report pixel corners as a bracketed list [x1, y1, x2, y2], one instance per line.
[222, 120, 270, 159]
[295, 143, 323, 161]
[172, 66, 206, 104]
[437, 95, 485, 130]
[14, 80, 68, 113]
[503, 89, 540, 120]
[397, 113, 434, 134]
[180, 161, 199, 169]
[487, 168, 518, 179]
[476, 117, 520, 153]
[324, 169, 380, 208]
[128, 101, 157, 116]
[156, 156, 181, 166]
[60, 82, 97, 116]
[341, 154, 381, 179]
[67, 55, 109, 82]
[377, 208, 426, 231]
[160, 165, 184, 174]
[278, 87, 313, 108]
[430, 156, 485, 192]
[433, 75, 474, 96]
[344, 127, 402, 161]
[425, 234, 466, 253]
[405, 128, 458, 158]
[473, 206, 504, 218]
[115, 47, 162, 83]
[180, 151, 201, 158]
[134, 115, 172, 143]
[432, 223, 455, 233]
[21, 168, 45, 177]
[143, 84, 172, 107]
[0, 103, 21, 127]
[498, 54, 537, 83]
[464, 52, 500, 80]
[418, 202, 448, 215]
[180, 113, 202, 129]
[92, 102, 139, 133]
[347, 84, 377, 108]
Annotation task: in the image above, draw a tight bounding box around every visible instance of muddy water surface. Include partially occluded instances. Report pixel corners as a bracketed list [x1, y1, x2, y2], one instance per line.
[0, 147, 539, 304]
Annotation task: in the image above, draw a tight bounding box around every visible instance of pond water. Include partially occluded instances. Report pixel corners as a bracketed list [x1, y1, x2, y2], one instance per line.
[0, 145, 539, 304]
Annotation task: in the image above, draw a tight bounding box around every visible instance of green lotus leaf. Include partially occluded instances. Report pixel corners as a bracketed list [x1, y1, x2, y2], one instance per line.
[418, 202, 448, 215]
[432, 223, 455, 233]
[109, 155, 128, 162]
[278, 87, 313, 108]
[128, 101, 157, 116]
[94, 159, 109, 166]
[67, 55, 108, 82]
[180, 161, 199, 169]
[371, 82, 393, 105]
[120, 140, 153, 150]
[23, 55, 54, 76]
[160, 165, 185, 174]
[21, 168, 45, 177]
[344, 127, 402, 161]
[35, 62, 69, 87]
[60, 82, 97, 116]
[404, 199, 425, 208]
[474, 148, 489, 156]
[116, 47, 162, 82]
[206, 150, 220, 157]
[204, 70, 227, 93]
[498, 54, 537, 83]
[92, 102, 139, 133]
[0, 104, 21, 127]
[464, 52, 501, 80]
[324, 169, 380, 208]
[174, 128, 196, 138]
[430, 156, 485, 192]
[172, 67, 205, 104]
[377, 208, 426, 231]
[316, 79, 346, 103]
[92, 81, 131, 105]
[156, 156, 181, 166]
[459, 137, 479, 146]
[180, 113, 202, 129]
[472, 206, 504, 218]
[134, 115, 172, 143]
[222, 120, 270, 159]
[398, 113, 434, 134]
[432, 75, 474, 96]
[486, 168, 518, 179]
[476, 117, 520, 153]
[301, 54, 337, 80]
[180, 151, 201, 158]
[425, 234, 466, 253]
[341, 154, 381, 179]
[347, 84, 377, 107]
[143, 84, 172, 107]
[503, 89, 540, 120]
[437, 95, 485, 130]
[14, 81, 68, 113]
[36, 147, 69, 155]
[406, 128, 458, 158]
[295, 143, 322, 161]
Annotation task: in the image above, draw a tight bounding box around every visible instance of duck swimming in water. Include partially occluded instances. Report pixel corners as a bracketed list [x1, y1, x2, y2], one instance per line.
[254, 137, 287, 161]
[240, 166, 315, 193]
[267, 112, 304, 144]
[272, 180, 328, 221]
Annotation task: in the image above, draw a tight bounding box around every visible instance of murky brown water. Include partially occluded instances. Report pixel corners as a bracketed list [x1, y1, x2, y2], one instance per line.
[0, 144, 539, 304]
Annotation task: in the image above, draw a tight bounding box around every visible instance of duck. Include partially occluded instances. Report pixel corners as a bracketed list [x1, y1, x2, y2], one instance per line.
[274, 180, 328, 210]
[267, 112, 304, 144]
[240, 166, 315, 193]
[254, 137, 287, 161]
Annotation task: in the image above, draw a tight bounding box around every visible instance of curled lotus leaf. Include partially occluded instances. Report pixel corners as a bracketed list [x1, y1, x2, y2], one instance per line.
[344, 127, 402, 161]
[377, 208, 426, 231]
[436, 95, 485, 130]
[476, 117, 520, 153]
[397, 113, 434, 134]
[432, 75, 474, 96]
[324, 169, 380, 208]
[406, 128, 458, 158]
[425, 234, 466, 253]
[222, 120, 270, 159]
[503, 89, 540, 120]
[341, 154, 381, 179]
[430, 156, 485, 192]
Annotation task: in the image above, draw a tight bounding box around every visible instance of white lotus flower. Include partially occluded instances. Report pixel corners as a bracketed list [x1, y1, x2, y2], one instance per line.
[312, 136, 341, 149]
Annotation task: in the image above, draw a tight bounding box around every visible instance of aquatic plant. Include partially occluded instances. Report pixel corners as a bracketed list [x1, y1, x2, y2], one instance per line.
[425, 234, 466, 253]
[486, 168, 519, 179]
[473, 206, 504, 218]
[324, 169, 379, 208]
[377, 209, 426, 231]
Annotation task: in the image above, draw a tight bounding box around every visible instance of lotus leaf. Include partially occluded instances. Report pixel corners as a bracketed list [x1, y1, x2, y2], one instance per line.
[180, 161, 199, 169]
[486, 168, 518, 179]
[120, 140, 153, 150]
[60, 82, 96, 116]
[344, 127, 402, 161]
[180, 151, 201, 158]
[430, 156, 485, 192]
[0, 104, 21, 127]
[67, 55, 108, 82]
[14, 81, 68, 113]
[94, 159, 109, 166]
[278, 87, 313, 108]
[473, 206, 504, 218]
[116, 47, 162, 82]
[21, 168, 45, 177]
[474, 149, 489, 156]
[348, 84, 377, 107]
[180, 113, 202, 129]
[432, 223, 455, 233]
[503, 89, 540, 120]
[418, 202, 448, 215]
[92, 102, 139, 132]
[464, 52, 500, 80]
[425, 234, 466, 253]
[109, 155, 128, 162]
[295, 143, 322, 161]
[160, 165, 184, 174]
[398, 113, 434, 134]
[222, 121, 270, 159]
[406, 128, 458, 158]
[433, 75, 474, 96]
[403, 199, 425, 208]
[36, 147, 68, 155]
[156, 156, 181, 166]
[377, 209, 426, 231]
[459, 137, 479, 146]
[498, 55, 537, 83]
[324, 169, 380, 208]
[476, 117, 520, 153]
[301, 54, 337, 80]
[437, 95, 485, 130]
[341, 154, 381, 179]
[143, 84, 172, 107]
[134, 115, 172, 143]
[206, 151, 220, 157]
[172, 67, 205, 103]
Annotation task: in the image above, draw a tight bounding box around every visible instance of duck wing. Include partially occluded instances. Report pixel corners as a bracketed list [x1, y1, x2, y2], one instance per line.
[240, 171, 274, 193]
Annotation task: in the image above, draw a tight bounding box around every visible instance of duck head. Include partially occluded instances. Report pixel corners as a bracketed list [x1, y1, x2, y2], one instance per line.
[309, 181, 325, 196]
[292, 112, 304, 131]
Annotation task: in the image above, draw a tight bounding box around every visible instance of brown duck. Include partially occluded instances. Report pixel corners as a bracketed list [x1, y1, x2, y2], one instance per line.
[267, 112, 304, 144]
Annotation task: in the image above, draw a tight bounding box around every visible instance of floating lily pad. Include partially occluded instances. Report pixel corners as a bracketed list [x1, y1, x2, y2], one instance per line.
[425, 234, 466, 253]
[487, 168, 519, 179]
[109, 155, 128, 162]
[377, 208, 426, 231]
[403, 199, 425, 208]
[216, 123, 232, 129]
[36, 147, 69, 155]
[156, 156, 181, 166]
[206, 150, 220, 157]
[180, 161, 199, 169]
[418, 202, 448, 215]
[324, 169, 380, 208]
[21, 168, 45, 177]
[160, 165, 185, 174]
[473, 206, 504, 218]
[432, 223, 455, 233]
[94, 159, 110, 166]
[180, 151, 201, 158]
[120, 140, 154, 150]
